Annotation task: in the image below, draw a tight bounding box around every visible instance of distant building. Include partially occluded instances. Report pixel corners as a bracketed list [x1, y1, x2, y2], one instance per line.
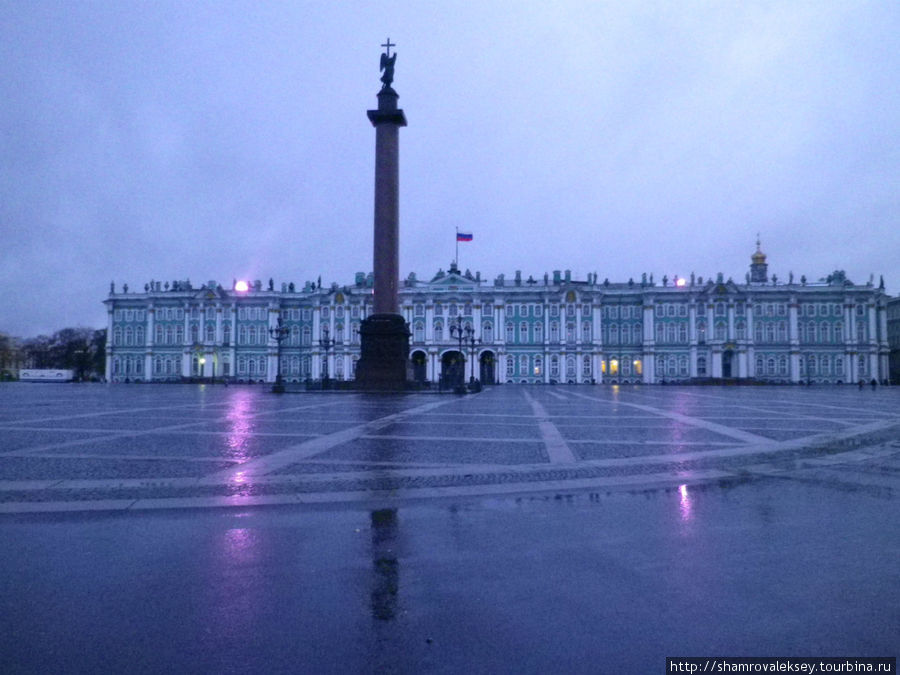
[888, 296, 900, 384]
[103, 244, 891, 385]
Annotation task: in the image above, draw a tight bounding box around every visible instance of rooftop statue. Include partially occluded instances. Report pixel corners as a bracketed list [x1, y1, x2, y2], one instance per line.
[380, 38, 396, 89]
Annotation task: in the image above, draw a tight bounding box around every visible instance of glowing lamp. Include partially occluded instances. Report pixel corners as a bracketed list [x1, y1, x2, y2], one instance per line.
[676, 278, 686, 287]
[235, 280, 249, 292]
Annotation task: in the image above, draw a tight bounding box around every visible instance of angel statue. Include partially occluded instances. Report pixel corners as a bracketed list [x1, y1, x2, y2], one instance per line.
[380, 41, 396, 89]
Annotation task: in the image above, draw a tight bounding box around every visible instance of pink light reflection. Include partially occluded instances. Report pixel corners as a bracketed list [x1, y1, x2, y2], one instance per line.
[225, 390, 257, 472]
[679, 484, 692, 521]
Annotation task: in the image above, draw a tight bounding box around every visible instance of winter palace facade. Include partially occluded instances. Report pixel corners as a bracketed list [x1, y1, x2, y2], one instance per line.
[104, 246, 891, 385]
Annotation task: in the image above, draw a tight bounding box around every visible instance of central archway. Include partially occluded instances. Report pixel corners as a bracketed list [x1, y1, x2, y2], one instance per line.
[410, 350, 427, 384]
[440, 350, 465, 389]
[479, 350, 496, 385]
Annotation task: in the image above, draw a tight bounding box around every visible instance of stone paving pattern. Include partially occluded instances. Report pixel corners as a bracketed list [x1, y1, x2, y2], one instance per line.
[1, 383, 899, 512]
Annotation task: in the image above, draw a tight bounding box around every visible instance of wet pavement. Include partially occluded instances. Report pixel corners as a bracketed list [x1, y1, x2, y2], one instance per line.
[1, 383, 898, 672]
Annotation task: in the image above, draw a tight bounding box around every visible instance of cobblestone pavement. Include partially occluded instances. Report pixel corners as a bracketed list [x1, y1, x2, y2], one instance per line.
[1, 383, 899, 513]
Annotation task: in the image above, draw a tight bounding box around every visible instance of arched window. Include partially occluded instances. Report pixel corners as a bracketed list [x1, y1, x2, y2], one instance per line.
[656, 323, 664, 342]
[519, 322, 528, 343]
[767, 358, 776, 376]
[335, 356, 344, 380]
[697, 356, 706, 376]
[125, 326, 133, 346]
[534, 322, 543, 342]
[808, 355, 817, 376]
[550, 355, 559, 377]
[754, 322, 763, 342]
[414, 321, 424, 342]
[302, 326, 311, 345]
[778, 356, 788, 375]
[715, 322, 726, 341]
[765, 323, 775, 343]
[679, 356, 688, 376]
[697, 322, 706, 343]
[175, 325, 183, 344]
[582, 356, 591, 377]
[434, 321, 443, 342]
[506, 356, 515, 377]
[248, 325, 256, 346]
[335, 323, 344, 344]
[566, 355, 576, 378]
[777, 321, 787, 342]
[821, 355, 831, 375]
[483, 321, 493, 342]
[290, 325, 300, 346]
[609, 324, 619, 345]
[191, 324, 199, 343]
[566, 323, 575, 342]
[223, 323, 231, 345]
[534, 355, 543, 376]
[821, 323, 831, 343]
[666, 323, 676, 343]
[679, 323, 689, 342]
[155, 325, 164, 343]
[205, 323, 215, 342]
[550, 322, 559, 342]
[519, 354, 529, 376]
[505, 322, 514, 343]
[858, 355, 867, 375]
[755, 356, 764, 375]
[582, 321, 591, 342]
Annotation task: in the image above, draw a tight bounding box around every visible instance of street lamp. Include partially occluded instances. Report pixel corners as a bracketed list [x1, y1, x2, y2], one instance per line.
[199, 356, 206, 384]
[449, 317, 475, 393]
[268, 316, 289, 393]
[320, 323, 336, 389]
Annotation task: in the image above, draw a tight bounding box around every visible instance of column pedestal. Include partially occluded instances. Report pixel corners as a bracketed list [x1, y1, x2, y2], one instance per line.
[356, 314, 412, 390]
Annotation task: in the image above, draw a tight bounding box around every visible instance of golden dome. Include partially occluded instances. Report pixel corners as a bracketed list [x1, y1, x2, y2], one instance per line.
[751, 236, 766, 264]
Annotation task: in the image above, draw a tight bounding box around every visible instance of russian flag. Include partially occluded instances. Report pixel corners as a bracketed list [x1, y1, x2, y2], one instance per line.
[456, 232, 473, 242]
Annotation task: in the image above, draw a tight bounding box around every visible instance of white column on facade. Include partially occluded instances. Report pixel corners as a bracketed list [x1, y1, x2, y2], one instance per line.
[643, 301, 654, 383]
[425, 303, 434, 342]
[496, 304, 505, 348]
[575, 303, 583, 347]
[105, 308, 114, 381]
[144, 306, 155, 381]
[846, 302, 856, 345]
[790, 353, 800, 382]
[867, 303, 877, 346]
[727, 304, 735, 341]
[788, 299, 798, 343]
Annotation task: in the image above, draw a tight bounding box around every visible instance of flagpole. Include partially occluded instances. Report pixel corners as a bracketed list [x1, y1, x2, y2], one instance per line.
[455, 226, 459, 269]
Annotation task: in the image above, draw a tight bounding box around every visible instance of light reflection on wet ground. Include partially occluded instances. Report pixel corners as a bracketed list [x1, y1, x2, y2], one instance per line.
[0, 476, 896, 673]
[0, 384, 898, 511]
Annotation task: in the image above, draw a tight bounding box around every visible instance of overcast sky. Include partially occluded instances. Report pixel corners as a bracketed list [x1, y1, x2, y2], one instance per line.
[2, 1, 898, 337]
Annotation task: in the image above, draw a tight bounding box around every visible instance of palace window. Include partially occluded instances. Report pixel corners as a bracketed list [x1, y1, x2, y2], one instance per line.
[566, 356, 576, 378]
[679, 323, 689, 342]
[534, 304, 542, 317]
[534, 322, 543, 342]
[449, 304, 458, 317]
[715, 322, 726, 341]
[302, 326, 311, 345]
[434, 321, 443, 342]
[779, 356, 788, 375]
[223, 323, 231, 345]
[519, 355, 529, 376]
[582, 321, 591, 342]
[414, 322, 424, 342]
[519, 305, 528, 317]
[506, 356, 515, 377]
[483, 322, 493, 342]
[550, 322, 559, 342]
[679, 356, 689, 376]
[534, 355, 543, 376]
[697, 356, 707, 376]
[505, 322, 514, 343]
[566, 323, 575, 343]
[205, 323, 215, 342]
[434, 303, 443, 316]
[519, 322, 528, 343]
[550, 355, 559, 377]
[582, 356, 591, 377]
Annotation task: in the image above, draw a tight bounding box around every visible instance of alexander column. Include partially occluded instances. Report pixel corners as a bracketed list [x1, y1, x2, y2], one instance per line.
[356, 39, 411, 389]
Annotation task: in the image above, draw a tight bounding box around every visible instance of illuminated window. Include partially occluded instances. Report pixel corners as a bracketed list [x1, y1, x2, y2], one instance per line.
[633, 359, 642, 376]
[609, 358, 619, 375]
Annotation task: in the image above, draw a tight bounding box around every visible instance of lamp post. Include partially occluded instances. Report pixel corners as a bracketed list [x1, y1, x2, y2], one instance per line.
[268, 316, 289, 393]
[320, 324, 336, 389]
[450, 317, 475, 394]
[199, 356, 206, 384]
